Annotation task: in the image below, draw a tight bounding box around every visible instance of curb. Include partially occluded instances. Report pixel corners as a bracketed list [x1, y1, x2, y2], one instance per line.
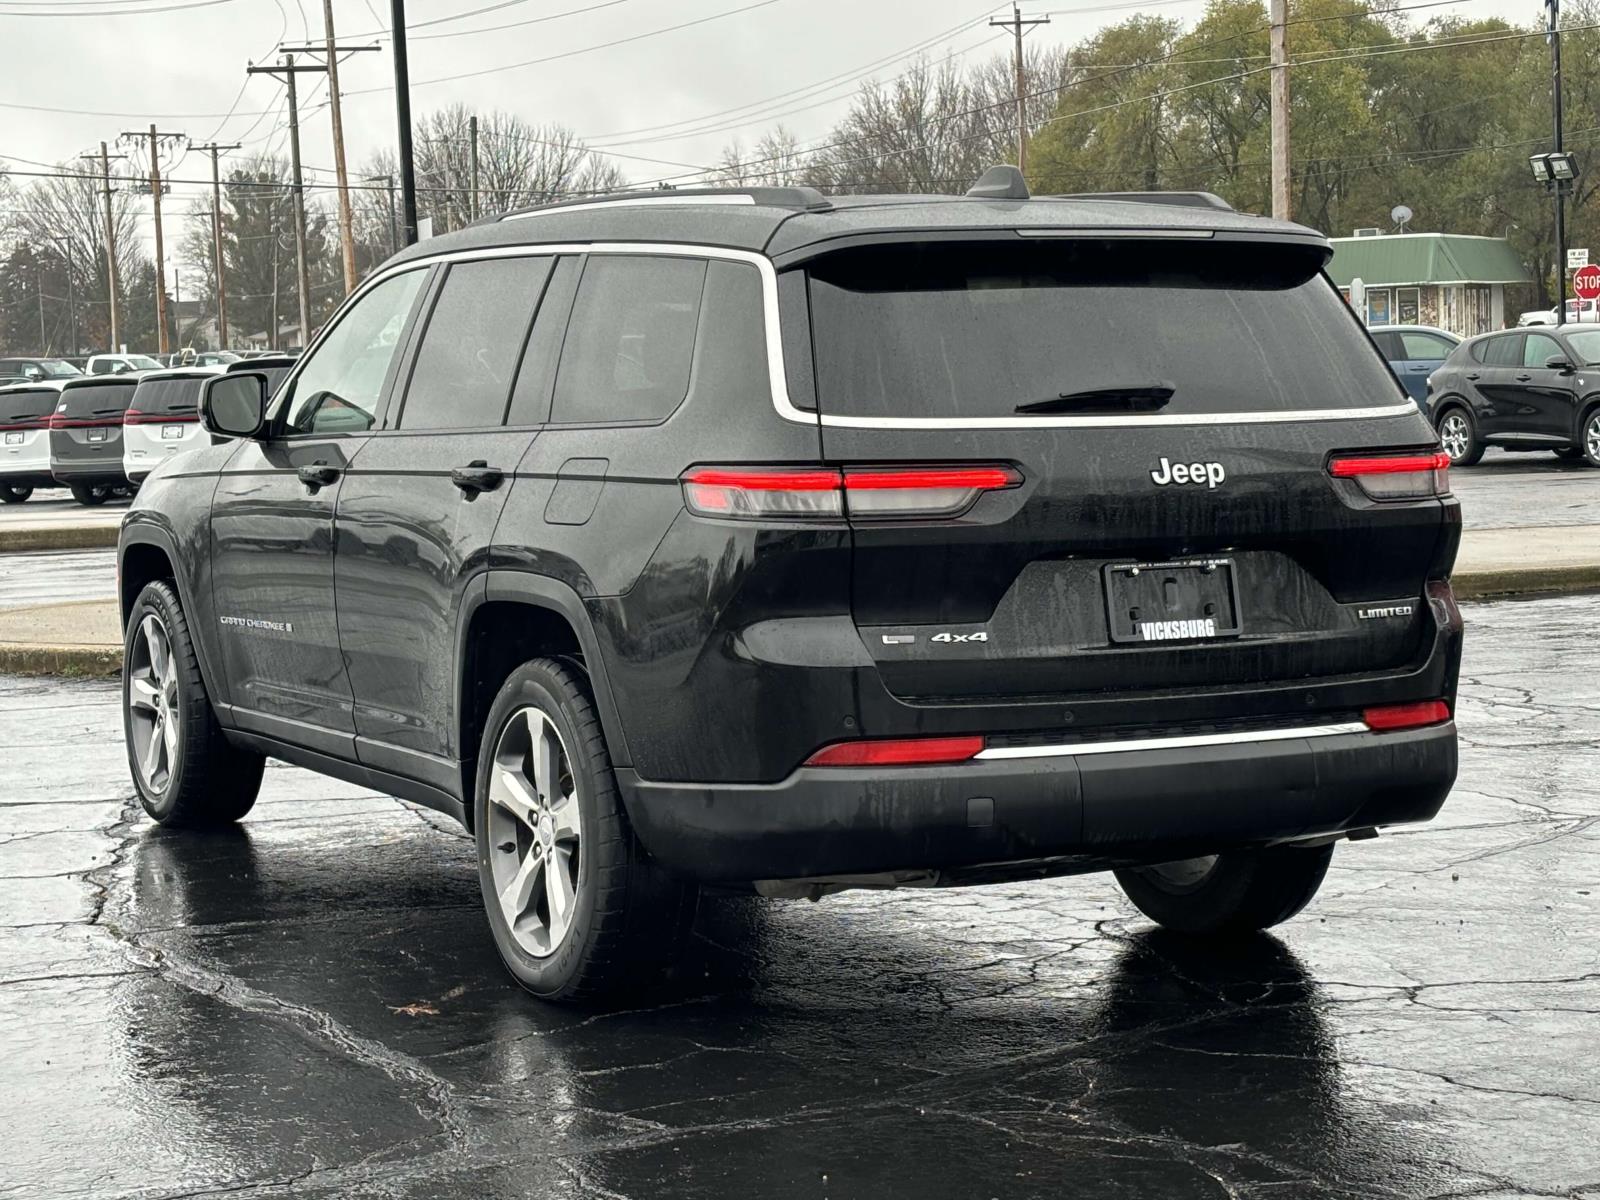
[1452, 564, 1600, 601]
[0, 642, 121, 678]
[0, 525, 119, 553]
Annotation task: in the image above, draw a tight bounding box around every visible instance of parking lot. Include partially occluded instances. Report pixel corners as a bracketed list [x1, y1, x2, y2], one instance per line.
[1, 454, 1598, 1198]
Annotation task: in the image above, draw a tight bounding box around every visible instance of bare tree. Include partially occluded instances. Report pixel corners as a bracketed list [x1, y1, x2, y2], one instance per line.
[712, 126, 808, 187]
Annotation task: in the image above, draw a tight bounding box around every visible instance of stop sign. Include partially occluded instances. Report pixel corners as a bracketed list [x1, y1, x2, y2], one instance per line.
[1574, 264, 1600, 300]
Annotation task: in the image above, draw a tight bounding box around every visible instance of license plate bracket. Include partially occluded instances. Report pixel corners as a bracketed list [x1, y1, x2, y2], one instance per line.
[162, 424, 184, 440]
[3, 432, 21, 446]
[86, 428, 106, 442]
[1104, 558, 1243, 644]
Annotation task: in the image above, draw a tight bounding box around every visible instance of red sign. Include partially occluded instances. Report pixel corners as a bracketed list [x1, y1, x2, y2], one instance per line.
[1573, 264, 1600, 300]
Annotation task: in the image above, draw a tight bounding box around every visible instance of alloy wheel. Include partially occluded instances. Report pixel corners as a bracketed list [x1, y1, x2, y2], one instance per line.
[1439, 413, 1471, 462]
[487, 706, 583, 958]
[127, 614, 180, 793]
[1139, 854, 1219, 893]
[1586, 413, 1600, 464]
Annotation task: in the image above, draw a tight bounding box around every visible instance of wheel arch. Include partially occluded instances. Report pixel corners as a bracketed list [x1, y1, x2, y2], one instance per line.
[457, 571, 633, 825]
[1576, 393, 1600, 442]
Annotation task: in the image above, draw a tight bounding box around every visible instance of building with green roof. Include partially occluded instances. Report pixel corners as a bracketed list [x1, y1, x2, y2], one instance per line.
[1326, 232, 1532, 336]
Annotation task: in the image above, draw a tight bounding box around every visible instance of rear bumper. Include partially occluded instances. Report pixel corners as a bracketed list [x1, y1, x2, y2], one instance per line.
[617, 722, 1456, 883]
[0, 468, 56, 489]
[51, 460, 126, 486]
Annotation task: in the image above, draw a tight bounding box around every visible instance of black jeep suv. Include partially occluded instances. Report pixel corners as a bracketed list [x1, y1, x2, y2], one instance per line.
[118, 170, 1462, 1001]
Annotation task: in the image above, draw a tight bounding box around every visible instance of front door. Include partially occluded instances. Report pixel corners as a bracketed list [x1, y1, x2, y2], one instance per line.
[1510, 331, 1580, 440]
[334, 255, 565, 785]
[209, 268, 429, 752]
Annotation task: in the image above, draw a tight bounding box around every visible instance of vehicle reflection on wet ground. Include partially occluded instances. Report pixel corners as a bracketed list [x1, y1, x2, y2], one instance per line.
[2, 595, 1597, 1198]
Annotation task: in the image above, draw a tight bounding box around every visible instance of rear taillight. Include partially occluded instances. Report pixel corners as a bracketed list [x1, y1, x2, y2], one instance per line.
[123, 409, 197, 425]
[1328, 452, 1450, 500]
[1362, 700, 1451, 732]
[804, 735, 986, 767]
[680, 465, 1020, 520]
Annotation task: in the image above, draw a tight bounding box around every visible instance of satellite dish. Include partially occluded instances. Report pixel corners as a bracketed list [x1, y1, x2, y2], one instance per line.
[1391, 204, 1414, 231]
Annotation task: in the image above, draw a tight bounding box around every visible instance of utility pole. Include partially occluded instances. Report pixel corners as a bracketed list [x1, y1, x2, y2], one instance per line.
[120, 125, 186, 354]
[36, 265, 47, 352]
[65, 242, 78, 354]
[469, 114, 480, 221]
[989, 4, 1049, 176]
[391, 0, 419, 245]
[281, 31, 379, 296]
[248, 55, 326, 349]
[194, 142, 241, 349]
[366, 173, 399, 255]
[1550, 0, 1568, 325]
[270, 213, 282, 351]
[1269, 0, 1290, 219]
[81, 144, 125, 352]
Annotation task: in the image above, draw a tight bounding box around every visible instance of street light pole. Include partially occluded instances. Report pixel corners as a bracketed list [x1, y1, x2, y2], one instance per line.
[391, 0, 419, 245]
[1550, 0, 1568, 325]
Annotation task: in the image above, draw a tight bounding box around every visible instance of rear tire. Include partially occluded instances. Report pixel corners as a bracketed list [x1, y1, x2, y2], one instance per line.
[475, 658, 697, 1003]
[70, 484, 108, 506]
[1436, 407, 1482, 466]
[0, 485, 31, 504]
[1114, 843, 1335, 936]
[123, 580, 265, 827]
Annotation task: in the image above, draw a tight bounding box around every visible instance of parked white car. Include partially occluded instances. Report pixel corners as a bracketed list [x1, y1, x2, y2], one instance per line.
[0, 381, 64, 503]
[86, 352, 164, 376]
[122, 368, 221, 485]
[1517, 299, 1600, 325]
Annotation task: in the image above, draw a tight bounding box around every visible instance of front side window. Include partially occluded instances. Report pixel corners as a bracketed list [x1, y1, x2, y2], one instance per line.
[1400, 332, 1455, 360]
[551, 255, 707, 425]
[279, 269, 426, 436]
[398, 257, 552, 430]
[1523, 333, 1562, 368]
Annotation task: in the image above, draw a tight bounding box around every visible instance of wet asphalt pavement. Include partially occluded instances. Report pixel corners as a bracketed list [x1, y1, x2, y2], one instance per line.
[1, 594, 1597, 1199]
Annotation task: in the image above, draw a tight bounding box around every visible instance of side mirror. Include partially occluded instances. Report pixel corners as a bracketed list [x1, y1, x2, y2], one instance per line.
[1546, 356, 1576, 373]
[201, 372, 269, 439]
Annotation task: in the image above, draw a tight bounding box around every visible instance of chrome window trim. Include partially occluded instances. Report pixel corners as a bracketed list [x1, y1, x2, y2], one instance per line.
[313, 242, 1420, 434]
[974, 721, 1371, 761]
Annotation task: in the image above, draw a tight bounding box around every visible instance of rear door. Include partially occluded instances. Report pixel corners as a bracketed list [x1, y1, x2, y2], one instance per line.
[123, 375, 208, 477]
[1469, 333, 1526, 438]
[1392, 330, 1456, 406]
[798, 236, 1447, 718]
[51, 379, 134, 483]
[0, 386, 57, 486]
[334, 254, 557, 787]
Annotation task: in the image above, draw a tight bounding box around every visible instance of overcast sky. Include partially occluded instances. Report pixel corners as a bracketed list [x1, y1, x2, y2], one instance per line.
[1, 0, 1540, 276]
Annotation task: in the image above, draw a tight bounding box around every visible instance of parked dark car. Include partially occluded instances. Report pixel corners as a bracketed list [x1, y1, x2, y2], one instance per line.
[1426, 326, 1600, 466]
[119, 171, 1462, 1002]
[1369, 325, 1459, 408]
[0, 357, 83, 385]
[51, 375, 136, 503]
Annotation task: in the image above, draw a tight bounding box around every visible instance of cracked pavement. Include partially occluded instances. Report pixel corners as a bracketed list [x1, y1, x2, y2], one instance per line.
[1, 596, 1597, 1199]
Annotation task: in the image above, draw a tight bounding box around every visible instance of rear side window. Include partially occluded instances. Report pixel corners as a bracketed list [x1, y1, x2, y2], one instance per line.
[1523, 333, 1562, 367]
[1481, 335, 1523, 366]
[551, 255, 708, 425]
[130, 378, 204, 416]
[804, 240, 1404, 420]
[1368, 331, 1401, 360]
[59, 382, 134, 419]
[398, 256, 553, 430]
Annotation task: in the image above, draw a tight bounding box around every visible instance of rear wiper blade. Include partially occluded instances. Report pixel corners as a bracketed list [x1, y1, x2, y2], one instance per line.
[1015, 384, 1175, 414]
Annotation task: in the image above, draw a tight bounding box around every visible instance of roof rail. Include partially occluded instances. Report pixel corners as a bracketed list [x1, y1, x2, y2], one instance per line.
[500, 185, 834, 222]
[1051, 191, 1236, 212]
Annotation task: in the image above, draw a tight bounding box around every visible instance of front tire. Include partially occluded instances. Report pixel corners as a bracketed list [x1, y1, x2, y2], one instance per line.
[1113, 843, 1335, 936]
[1436, 407, 1482, 466]
[475, 658, 697, 1002]
[0, 485, 31, 504]
[1581, 409, 1600, 467]
[123, 581, 265, 826]
[70, 484, 108, 506]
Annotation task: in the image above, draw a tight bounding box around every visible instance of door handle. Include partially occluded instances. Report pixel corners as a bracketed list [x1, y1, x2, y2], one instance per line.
[450, 460, 504, 496]
[1466, 372, 1481, 381]
[1515, 373, 1532, 382]
[297, 462, 340, 491]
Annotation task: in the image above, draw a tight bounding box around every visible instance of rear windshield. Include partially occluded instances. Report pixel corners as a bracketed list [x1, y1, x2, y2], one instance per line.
[803, 240, 1401, 419]
[59, 382, 135, 419]
[131, 377, 204, 416]
[0, 388, 57, 423]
